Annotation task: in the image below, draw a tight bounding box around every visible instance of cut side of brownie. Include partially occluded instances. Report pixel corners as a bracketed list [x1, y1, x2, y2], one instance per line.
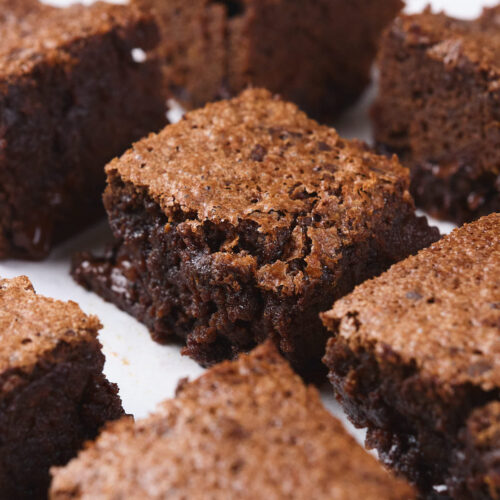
[373, 7, 500, 224]
[72, 88, 439, 378]
[0, 0, 167, 260]
[449, 402, 500, 499]
[322, 213, 500, 498]
[0, 276, 124, 499]
[133, 0, 403, 121]
[50, 342, 415, 500]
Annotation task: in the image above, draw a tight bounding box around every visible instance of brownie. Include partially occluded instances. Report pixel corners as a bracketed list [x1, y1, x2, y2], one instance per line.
[50, 342, 415, 499]
[372, 7, 500, 224]
[0, 0, 167, 260]
[0, 275, 124, 499]
[322, 213, 500, 498]
[72, 88, 439, 377]
[133, 0, 403, 121]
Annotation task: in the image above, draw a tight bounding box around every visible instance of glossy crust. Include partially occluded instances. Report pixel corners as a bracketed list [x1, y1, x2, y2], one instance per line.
[322, 213, 500, 498]
[133, 0, 403, 121]
[50, 342, 415, 500]
[373, 7, 500, 224]
[0, 276, 124, 499]
[72, 89, 438, 377]
[0, 0, 166, 260]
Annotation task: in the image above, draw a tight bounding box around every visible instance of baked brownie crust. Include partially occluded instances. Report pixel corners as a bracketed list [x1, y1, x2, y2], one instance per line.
[134, 0, 403, 120]
[73, 89, 438, 376]
[0, 276, 124, 499]
[0, 1, 166, 260]
[50, 342, 415, 499]
[322, 213, 500, 497]
[373, 7, 500, 224]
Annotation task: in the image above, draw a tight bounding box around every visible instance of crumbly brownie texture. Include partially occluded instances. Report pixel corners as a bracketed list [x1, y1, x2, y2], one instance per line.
[373, 7, 500, 224]
[322, 213, 500, 498]
[50, 342, 415, 500]
[449, 402, 500, 499]
[72, 89, 439, 376]
[133, 0, 403, 120]
[0, 1, 167, 260]
[0, 276, 124, 499]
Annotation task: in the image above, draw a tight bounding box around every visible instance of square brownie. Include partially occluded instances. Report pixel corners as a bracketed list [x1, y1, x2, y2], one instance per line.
[0, 0, 167, 260]
[50, 342, 415, 499]
[72, 88, 439, 377]
[322, 213, 500, 497]
[133, 0, 403, 120]
[0, 275, 124, 499]
[372, 7, 500, 224]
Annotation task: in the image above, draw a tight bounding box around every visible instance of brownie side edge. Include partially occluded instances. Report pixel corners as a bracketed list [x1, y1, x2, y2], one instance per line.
[0, 337, 123, 499]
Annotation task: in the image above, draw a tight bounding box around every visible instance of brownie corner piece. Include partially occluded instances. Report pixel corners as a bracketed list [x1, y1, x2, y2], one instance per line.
[50, 342, 416, 499]
[322, 213, 500, 498]
[133, 0, 402, 120]
[0, 0, 167, 260]
[73, 88, 439, 377]
[372, 7, 500, 224]
[0, 275, 123, 499]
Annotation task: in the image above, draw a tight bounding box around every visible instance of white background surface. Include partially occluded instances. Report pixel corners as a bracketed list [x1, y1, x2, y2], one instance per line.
[1, 0, 483, 442]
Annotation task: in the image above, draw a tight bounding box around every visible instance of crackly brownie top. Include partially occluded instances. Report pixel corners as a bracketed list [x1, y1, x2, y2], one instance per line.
[0, 276, 100, 373]
[107, 88, 419, 287]
[391, 6, 500, 82]
[0, 0, 155, 78]
[323, 213, 500, 392]
[51, 342, 415, 499]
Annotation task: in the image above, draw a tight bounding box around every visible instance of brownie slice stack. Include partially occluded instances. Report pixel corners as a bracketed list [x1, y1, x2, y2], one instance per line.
[0, 0, 167, 259]
[0, 275, 123, 499]
[322, 213, 500, 498]
[373, 6, 500, 223]
[73, 88, 439, 377]
[50, 342, 415, 499]
[133, 0, 403, 120]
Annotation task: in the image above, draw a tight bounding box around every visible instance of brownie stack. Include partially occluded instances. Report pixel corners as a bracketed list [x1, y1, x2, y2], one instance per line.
[73, 88, 438, 376]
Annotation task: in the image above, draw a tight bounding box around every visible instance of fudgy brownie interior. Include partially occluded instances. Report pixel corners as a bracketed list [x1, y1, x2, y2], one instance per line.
[0, 276, 123, 499]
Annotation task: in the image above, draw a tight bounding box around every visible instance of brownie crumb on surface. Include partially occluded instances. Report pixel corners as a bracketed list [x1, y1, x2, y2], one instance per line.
[72, 88, 439, 378]
[322, 213, 500, 498]
[50, 342, 415, 500]
[0, 275, 124, 499]
[0, 0, 167, 260]
[132, 0, 403, 121]
[373, 7, 500, 224]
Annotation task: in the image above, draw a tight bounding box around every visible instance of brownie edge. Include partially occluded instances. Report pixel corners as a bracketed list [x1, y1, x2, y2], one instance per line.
[0, 276, 124, 499]
[322, 213, 500, 498]
[50, 342, 416, 500]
